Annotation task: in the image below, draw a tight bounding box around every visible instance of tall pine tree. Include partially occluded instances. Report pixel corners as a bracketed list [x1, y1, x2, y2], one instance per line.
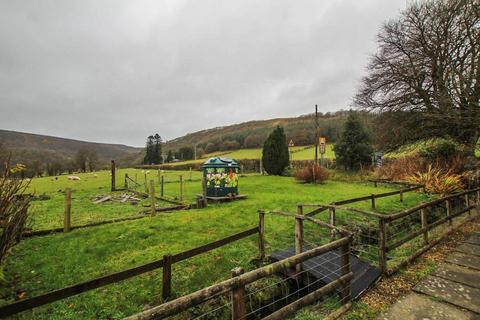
[262, 126, 289, 175]
[334, 112, 373, 171]
[152, 133, 162, 164]
[143, 135, 154, 164]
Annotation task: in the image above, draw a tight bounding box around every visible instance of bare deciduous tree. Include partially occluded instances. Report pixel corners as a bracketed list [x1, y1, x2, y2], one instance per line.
[356, 0, 480, 153]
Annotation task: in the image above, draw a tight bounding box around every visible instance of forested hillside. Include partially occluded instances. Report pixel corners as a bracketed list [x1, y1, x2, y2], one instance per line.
[164, 110, 374, 156]
[0, 130, 141, 176]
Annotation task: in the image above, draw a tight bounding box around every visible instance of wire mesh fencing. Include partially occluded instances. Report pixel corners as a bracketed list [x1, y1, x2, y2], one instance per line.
[384, 189, 479, 273]
[124, 211, 354, 320]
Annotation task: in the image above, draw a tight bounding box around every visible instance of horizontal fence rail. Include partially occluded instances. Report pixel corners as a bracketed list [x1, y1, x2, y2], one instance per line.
[292, 187, 480, 276]
[384, 188, 480, 274]
[0, 227, 259, 318]
[123, 235, 353, 320]
[332, 185, 423, 206]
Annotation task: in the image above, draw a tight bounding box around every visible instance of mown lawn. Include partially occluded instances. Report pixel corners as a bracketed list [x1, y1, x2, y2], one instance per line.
[3, 171, 430, 319]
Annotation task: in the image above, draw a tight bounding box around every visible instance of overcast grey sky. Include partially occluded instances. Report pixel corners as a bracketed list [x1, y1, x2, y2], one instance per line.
[0, 0, 408, 147]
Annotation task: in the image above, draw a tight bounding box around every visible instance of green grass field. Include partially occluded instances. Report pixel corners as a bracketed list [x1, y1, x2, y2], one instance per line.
[3, 169, 431, 319]
[167, 144, 335, 167]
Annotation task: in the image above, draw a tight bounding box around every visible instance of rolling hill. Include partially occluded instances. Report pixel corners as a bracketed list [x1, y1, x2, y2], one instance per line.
[0, 130, 142, 170]
[1, 110, 372, 175]
[164, 110, 365, 153]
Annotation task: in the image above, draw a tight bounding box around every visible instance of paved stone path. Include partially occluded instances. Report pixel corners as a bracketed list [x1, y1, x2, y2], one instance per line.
[380, 232, 480, 320]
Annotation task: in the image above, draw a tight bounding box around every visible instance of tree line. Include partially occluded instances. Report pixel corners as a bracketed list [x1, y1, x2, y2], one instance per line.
[0, 142, 107, 178]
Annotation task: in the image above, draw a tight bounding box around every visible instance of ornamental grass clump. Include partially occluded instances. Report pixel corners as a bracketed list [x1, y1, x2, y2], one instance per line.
[407, 165, 464, 195]
[294, 164, 330, 183]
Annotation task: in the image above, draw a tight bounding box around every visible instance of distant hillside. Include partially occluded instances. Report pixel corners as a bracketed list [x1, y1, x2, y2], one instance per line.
[164, 110, 373, 157]
[0, 130, 141, 172]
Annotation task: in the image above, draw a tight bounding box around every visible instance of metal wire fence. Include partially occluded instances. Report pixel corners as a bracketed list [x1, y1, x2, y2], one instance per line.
[124, 211, 354, 320]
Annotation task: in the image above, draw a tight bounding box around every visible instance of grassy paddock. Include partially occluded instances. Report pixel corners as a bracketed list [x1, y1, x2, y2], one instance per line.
[3, 171, 430, 319]
[163, 144, 336, 167]
[27, 169, 203, 231]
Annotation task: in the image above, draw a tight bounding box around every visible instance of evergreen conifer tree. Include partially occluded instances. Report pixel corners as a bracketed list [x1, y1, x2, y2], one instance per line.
[152, 133, 162, 164]
[262, 126, 289, 175]
[334, 112, 373, 170]
[143, 135, 154, 164]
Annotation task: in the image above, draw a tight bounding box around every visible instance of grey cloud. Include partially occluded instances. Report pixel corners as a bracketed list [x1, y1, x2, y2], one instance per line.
[0, 0, 407, 146]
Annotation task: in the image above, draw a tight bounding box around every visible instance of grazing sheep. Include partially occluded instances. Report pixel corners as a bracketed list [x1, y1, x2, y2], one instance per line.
[68, 176, 81, 181]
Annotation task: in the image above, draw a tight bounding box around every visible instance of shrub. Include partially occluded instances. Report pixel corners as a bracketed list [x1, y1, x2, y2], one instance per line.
[205, 143, 217, 154]
[374, 155, 426, 181]
[374, 153, 469, 181]
[419, 139, 459, 162]
[295, 164, 330, 183]
[0, 164, 30, 263]
[407, 165, 464, 195]
[262, 126, 289, 175]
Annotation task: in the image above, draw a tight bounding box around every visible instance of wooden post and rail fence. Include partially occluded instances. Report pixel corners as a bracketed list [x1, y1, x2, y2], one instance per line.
[299, 187, 480, 275]
[0, 226, 261, 318]
[14, 179, 478, 319]
[6, 206, 355, 319]
[124, 232, 354, 320]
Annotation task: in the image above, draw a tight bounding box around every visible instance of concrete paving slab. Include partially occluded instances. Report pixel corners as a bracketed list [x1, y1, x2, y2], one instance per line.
[434, 263, 480, 289]
[380, 293, 479, 320]
[414, 275, 480, 314]
[446, 252, 480, 270]
[454, 243, 480, 257]
[465, 233, 480, 246]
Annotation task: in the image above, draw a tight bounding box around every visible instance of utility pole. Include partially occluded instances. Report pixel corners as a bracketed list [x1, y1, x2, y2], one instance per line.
[314, 104, 319, 165]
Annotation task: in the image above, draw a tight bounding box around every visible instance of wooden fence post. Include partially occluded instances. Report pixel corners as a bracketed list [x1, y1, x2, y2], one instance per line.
[157, 170, 161, 185]
[124, 173, 129, 189]
[340, 239, 352, 303]
[111, 160, 116, 192]
[465, 194, 471, 215]
[161, 175, 164, 197]
[201, 177, 208, 207]
[258, 210, 265, 260]
[162, 254, 172, 301]
[179, 175, 183, 201]
[329, 207, 336, 241]
[446, 200, 452, 226]
[231, 267, 246, 320]
[295, 212, 304, 280]
[374, 181, 377, 188]
[64, 188, 72, 232]
[421, 209, 428, 245]
[144, 173, 148, 193]
[399, 190, 403, 202]
[378, 217, 386, 274]
[371, 194, 376, 209]
[149, 180, 156, 215]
